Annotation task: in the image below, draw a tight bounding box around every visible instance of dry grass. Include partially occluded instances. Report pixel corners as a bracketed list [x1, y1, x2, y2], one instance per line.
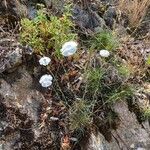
[118, 0, 150, 28]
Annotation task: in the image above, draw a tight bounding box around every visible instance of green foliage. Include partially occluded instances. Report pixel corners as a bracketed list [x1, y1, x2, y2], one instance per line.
[146, 55, 150, 65]
[20, 5, 77, 57]
[118, 64, 131, 77]
[90, 30, 119, 51]
[69, 99, 93, 131]
[143, 107, 150, 120]
[104, 111, 119, 128]
[85, 68, 104, 95]
[108, 85, 133, 104]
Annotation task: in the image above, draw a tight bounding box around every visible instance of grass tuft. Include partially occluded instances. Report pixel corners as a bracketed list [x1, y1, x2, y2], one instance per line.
[85, 68, 104, 96]
[118, 0, 150, 28]
[107, 85, 134, 104]
[69, 99, 93, 131]
[90, 30, 119, 51]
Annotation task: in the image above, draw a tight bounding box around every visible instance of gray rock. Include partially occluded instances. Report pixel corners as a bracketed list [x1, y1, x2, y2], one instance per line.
[0, 0, 28, 19]
[84, 132, 120, 150]
[0, 68, 46, 149]
[0, 47, 22, 73]
[7, 48, 23, 71]
[84, 101, 150, 150]
[0, 36, 34, 73]
[0, 144, 3, 150]
[43, 0, 52, 7]
[103, 6, 116, 29]
[27, 5, 37, 19]
[112, 101, 150, 150]
[72, 5, 106, 32]
[0, 67, 44, 121]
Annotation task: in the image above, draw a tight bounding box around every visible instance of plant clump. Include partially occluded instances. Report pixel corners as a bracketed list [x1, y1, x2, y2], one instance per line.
[20, 5, 77, 57]
[85, 68, 104, 97]
[69, 99, 93, 131]
[90, 30, 119, 51]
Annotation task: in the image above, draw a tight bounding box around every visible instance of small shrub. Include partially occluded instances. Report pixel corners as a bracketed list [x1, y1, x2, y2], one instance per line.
[20, 5, 77, 57]
[69, 99, 93, 131]
[90, 30, 119, 51]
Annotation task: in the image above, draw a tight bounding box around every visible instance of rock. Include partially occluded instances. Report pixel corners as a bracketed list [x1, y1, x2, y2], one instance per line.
[43, 0, 52, 7]
[114, 24, 128, 38]
[72, 5, 106, 32]
[0, 47, 22, 73]
[84, 132, 120, 150]
[103, 6, 116, 29]
[0, 0, 40, 22]
[0, 67, 46, 149]
[0, 67, 44, 121]
[84, 101, 150, 150]
[112, 101, 150, 149]
[6, 48, 23, 72]
[0, 144, 2, 150]
[27, 5, 37, 19]
[104, 6, 117, 19]
[0, 35, 34, 73]
[0, 0, 28, 24]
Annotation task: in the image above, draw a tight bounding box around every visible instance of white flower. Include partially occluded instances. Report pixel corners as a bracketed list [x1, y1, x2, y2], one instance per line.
[50, 117, 59, 121]
[39, 74, 53, 87]
[61, 41, 78, 56]
[70, 137, 78, 142]
[39, 56, 51, 66]
[99, 50, 110, 57]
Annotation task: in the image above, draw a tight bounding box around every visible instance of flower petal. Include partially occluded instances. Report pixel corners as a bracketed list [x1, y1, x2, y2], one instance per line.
[99, 50, 110, 57]
[39, 56, 51, 66]
[61, 41, 78, 56]
[39, 74, 53, 87]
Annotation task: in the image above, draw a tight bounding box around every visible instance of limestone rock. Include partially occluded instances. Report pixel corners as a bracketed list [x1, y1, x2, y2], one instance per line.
[85, 101, 150, 150]
[112, 101, 150, 150]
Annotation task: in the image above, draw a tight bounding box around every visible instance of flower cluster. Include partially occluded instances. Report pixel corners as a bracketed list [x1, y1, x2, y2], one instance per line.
[39, 41, 78, 88]
[60, 41, 78, 56]
[38, 42, 111, 87]
[39, 56, 51, 66]
[39, 74, 53, 87]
